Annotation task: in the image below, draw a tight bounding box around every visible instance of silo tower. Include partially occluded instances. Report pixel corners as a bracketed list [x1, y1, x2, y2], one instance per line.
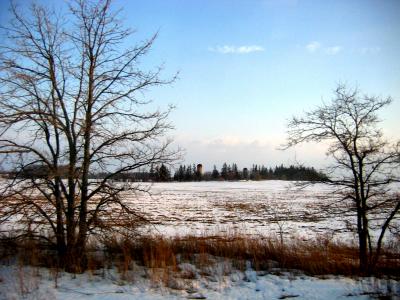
[196, 164, 203, 175]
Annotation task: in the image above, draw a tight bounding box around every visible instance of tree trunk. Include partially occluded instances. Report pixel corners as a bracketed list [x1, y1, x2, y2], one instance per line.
[356, 202, 369, 274]
[54, 177, 66, 267]
[71, 53, 95, 273]
[359, 227, 368, 274]
[64, 242, 87, 273]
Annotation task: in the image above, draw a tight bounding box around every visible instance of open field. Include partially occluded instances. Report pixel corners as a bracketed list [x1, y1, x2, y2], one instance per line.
[128, 181, 398, 244]
[1, 180, 399, 299]
[1, 179, 398, 248]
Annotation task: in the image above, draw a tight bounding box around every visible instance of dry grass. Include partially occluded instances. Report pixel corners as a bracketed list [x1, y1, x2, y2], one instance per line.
[214, 201, 267, 214]
[1, 232, 399, 279]
[102, 233, 399, 278]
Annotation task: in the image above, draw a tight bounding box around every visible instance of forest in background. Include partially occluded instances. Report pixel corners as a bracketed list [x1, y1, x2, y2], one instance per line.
[5, 162, 327, 182]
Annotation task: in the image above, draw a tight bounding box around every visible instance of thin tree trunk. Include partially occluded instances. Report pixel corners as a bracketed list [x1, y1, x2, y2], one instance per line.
[54, 176, 66, 266]
[356, 202, 368, 273]
[74, 56, 95, 272]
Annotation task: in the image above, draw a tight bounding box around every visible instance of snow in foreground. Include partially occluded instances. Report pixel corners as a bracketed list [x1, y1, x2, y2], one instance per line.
[1, 264, 398, 300]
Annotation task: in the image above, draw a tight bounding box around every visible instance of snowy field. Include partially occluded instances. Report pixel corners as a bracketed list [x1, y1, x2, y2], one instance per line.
[1, 180, 400, 299]
[1, 180, 398, 243]
[129, 181, 397, 243]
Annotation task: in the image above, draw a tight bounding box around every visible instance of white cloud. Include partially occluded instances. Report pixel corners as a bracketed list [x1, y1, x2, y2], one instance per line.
[305, 41, 321, 53]
[209, 45, 264, 54]
[305, 41, 343, 55]
[325, 46, 343, 55]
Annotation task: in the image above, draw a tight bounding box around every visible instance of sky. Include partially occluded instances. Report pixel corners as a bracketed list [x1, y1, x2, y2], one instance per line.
[1, 0, 399, 171]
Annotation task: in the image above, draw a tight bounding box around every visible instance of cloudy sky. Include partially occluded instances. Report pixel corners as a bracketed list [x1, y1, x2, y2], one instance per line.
[1, 0, 399, 171]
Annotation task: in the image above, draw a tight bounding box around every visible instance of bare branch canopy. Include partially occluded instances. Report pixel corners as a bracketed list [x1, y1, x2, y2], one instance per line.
[0, 0, 179, 272]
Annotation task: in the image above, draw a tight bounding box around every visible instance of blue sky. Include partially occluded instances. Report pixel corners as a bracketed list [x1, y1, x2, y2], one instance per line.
[1, 0, 399, 170]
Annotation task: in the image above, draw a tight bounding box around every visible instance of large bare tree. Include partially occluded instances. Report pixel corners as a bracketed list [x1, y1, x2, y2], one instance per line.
[285, 84, 400, 274]
[0, 0, 178, 272]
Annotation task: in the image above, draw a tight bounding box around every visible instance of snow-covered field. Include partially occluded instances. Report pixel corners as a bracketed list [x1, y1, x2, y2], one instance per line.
[129, 181, 396, 243]
[1, 180, 398, 243]
[1, 180, 400, 299]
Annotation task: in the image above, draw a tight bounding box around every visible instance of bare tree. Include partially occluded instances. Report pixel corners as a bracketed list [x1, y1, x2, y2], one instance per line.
[0, 0, 178, 272]
[285, 84, 400, 273]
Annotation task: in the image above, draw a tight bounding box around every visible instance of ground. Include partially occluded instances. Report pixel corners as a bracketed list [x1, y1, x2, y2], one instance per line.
[1, 181, 399, 299]
[1, 263, 398, 299]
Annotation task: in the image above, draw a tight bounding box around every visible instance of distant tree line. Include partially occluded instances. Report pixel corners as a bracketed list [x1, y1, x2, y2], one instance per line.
[173, 163, 327, 182]
[90, 163, 172, 182]
[11, 163, 171, 182]
[10, 162, 326, 182]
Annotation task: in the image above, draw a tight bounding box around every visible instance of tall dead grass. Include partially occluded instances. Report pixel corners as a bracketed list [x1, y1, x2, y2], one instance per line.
[102, 233, 399, 277]
[1, 233, 399, 278]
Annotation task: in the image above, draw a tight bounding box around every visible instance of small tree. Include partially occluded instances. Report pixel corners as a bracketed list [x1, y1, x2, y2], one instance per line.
[212, 165, 219, 180]
[0, 0, 178, 272]
[158, 164, 170, 182]
[184, 164, 193, 181]
[174, 165, 185, 181]
[285, 84, 400, 273]
[232, 163, 239, 180]
[221, 162, 228, 180]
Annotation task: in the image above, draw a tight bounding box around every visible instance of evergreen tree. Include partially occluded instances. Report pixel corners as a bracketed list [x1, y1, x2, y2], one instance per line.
[212, 165, 219, 179]
[173, 165, 185, 181]
[185, 164, 193, 181]
[251, 164, 260, 180]
[221, 162, 228, 180]
[232, 163, 239, 180]
[158, 164, 170, 181]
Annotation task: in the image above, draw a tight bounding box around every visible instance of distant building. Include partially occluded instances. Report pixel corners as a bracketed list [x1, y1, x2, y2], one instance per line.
[196, 164, 203, 175]
[242, 168, 249, 180]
